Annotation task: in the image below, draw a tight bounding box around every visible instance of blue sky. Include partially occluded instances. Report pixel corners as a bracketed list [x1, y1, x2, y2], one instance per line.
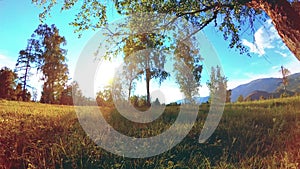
[1, 0, 300, 103]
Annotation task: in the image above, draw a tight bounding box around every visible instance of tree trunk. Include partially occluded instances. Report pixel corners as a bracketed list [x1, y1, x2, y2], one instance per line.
[128, 80, 132, 101]
[145, 68, 151, 106]
[22, 60, 29, 101]
[245, 0, 300, 61]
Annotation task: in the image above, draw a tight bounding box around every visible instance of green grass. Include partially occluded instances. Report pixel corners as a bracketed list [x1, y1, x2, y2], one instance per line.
[0, 97, 299, 168]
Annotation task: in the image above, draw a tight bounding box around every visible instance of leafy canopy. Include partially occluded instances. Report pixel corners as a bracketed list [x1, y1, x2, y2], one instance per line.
[31, 0, 271, 55]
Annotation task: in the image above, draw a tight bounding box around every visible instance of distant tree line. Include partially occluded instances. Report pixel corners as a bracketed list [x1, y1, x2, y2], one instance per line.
[0, 66, 86, 105]
[95, 84, 161, 108]
[0, 67, 31, 101]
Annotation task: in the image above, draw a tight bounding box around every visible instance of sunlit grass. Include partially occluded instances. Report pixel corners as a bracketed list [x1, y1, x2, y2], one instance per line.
[0, 97, 299, 168]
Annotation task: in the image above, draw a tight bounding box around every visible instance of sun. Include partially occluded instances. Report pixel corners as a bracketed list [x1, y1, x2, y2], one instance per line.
[94, 59, 120, 89]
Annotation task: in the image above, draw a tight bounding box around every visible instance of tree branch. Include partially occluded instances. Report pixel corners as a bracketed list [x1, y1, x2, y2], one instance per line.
[176, 3, 234, 17]
[180, 10, 219, 43]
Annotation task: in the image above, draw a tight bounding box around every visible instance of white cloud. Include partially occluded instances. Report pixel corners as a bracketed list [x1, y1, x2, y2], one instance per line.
[275, 51, 288, 58]
[242, 19, 281, 56]
[0, 53, 15, 69]
[198, 85, 209, 97]
[241, 39, 262, 55]
[285, 57, 300, 74]
[280, 44, 286, 50]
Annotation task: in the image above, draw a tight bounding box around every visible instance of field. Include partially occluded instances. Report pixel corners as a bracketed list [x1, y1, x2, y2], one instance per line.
[0, 97, 300, 169]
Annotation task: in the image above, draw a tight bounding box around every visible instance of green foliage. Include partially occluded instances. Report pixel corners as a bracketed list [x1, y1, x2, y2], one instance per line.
[59, 81, 83, 105]
[30, 24, 69, 104]
[15, 38, 41, 101]
[129, 95, 148, 108]
[118, 62, 139, 101]
[0, 67, 17, 100]
[14, 24, 69, 103]
[130, 95, 139, 107]
[137, 95, 148, 107]
[0, 67, 32, 101]
[14, 83, 31, 101]
[122, 32, 170, 105]
[32, 0, 300, 60]
[31, 0, 269, 56]
[237, 95, 244, 102]
[207, 65, 227, 102]
[174, 36, 203, 101]
[96, 85, 113, 107]
[32, 0, 108, 37]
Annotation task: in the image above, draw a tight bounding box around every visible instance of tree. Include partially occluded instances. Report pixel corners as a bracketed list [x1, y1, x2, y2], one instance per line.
[138, 95, 148, 107]
[60, 84, 73, 105]
[123, 62, 138, 101]
[14, 83, 23, 101]
[153, 98, 161, 105]
[13, 83, 31, 101]
[207, 66, 228, 102]
[174, 36, 203, 102]
[32, 24, 69, 104]
[280, 65, 291, 93]
[0, 67, 17, 100]
[123, 33, 170, 106]
[60, 81, 82, 105]
[130, 95, 139, 108]
[33, 0, 300, 61]
[226, 89, 232, 103]
[244, 96, 252, 102]
[15, 38, 41, 101]
[237, 95, 244, 102]
[96, 85, 113, 107]
[113, 62, 139, 102]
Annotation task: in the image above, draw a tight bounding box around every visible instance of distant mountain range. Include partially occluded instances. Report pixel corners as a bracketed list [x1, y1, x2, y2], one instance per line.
[176, 96, 209, 104]
[231, 73, 300, 102]
[174, 72, 300, 104]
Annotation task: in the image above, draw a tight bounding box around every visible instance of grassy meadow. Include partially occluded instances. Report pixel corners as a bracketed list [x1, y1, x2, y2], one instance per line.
[0, 97, 299, 168]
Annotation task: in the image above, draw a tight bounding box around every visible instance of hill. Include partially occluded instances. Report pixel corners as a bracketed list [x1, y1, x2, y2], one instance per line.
[231, 73, 300, 102]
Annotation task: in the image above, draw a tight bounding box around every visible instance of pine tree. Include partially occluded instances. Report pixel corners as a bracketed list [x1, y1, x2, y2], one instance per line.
[33, 24, 69, 104]
[15, 38, 41, 101]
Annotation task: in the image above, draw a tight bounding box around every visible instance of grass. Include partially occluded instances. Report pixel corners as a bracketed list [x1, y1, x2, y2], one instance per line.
[0, 96, 299, 168]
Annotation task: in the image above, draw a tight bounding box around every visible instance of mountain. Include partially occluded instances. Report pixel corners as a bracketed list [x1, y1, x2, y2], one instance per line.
[173, 73, 300, 104]
[194, 96, 210, 103]
[285, 73, 300, 92]
[245, 89, 296, 101]
[175, 96, 210, 104]
[231, 73, 300, 102]
[245, 90, 272, 101]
